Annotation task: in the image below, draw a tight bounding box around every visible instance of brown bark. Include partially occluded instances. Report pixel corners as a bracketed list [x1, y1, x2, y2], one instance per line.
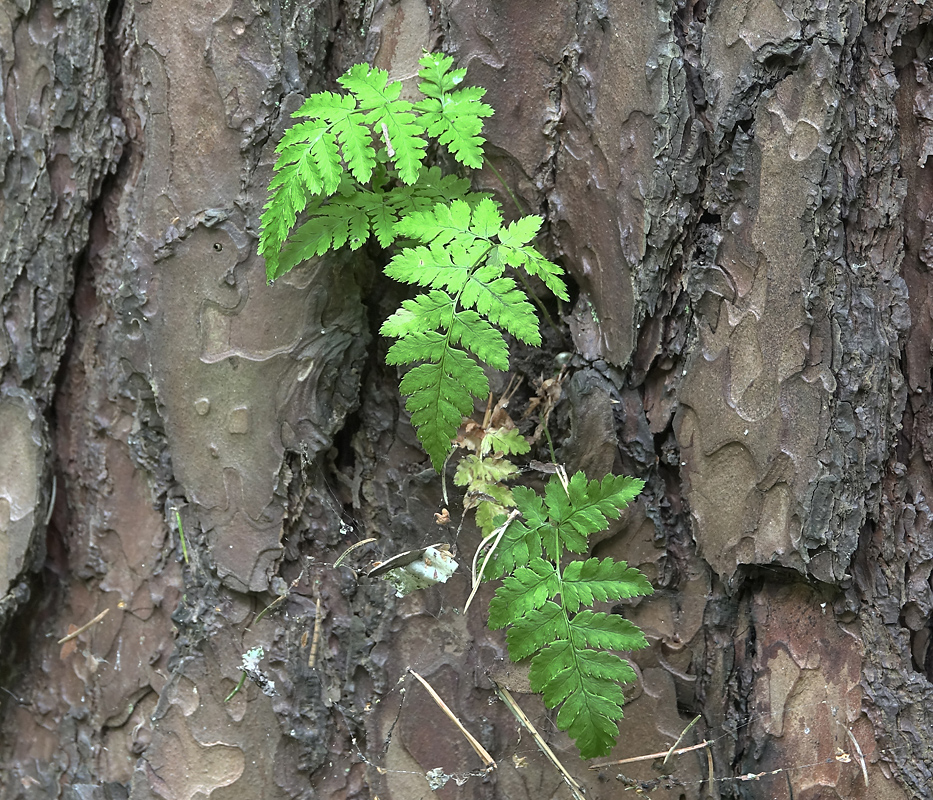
[3, 1, 933, 799]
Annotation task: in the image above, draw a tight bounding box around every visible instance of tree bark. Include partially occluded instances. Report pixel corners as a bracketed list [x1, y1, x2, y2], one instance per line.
[2, 1, 932, 799]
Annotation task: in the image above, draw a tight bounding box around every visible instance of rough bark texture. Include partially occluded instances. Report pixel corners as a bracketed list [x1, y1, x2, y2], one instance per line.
[2, 0, 933, 799]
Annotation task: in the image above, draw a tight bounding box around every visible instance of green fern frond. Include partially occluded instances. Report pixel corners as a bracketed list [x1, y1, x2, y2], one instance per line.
[482, 426, 530, 457]
[485, 471, 652, 759]
[337, 63, 427, 183]
[415, 52, 493, 168]
[382, 196, 567, 466]
[262, 53, 566, 469]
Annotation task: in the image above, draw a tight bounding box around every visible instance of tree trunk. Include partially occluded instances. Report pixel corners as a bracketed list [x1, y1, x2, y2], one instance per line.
[2, 0, 931, 798]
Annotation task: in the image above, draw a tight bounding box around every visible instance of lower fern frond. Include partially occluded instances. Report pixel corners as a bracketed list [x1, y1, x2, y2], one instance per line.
[485, 470, 652, 759]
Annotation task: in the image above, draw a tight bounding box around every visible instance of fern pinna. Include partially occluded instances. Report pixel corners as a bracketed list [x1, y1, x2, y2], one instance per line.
[259, 52, 567, 469]
[486, 471, 653, 759]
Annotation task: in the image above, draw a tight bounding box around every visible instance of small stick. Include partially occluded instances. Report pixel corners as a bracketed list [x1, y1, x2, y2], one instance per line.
[492, 681, 586, 800]
[381, 122, 395, 157]
[333, 538, 377, 569]
[224, 672, 247, 703]
[253, 593, 287, 626]
[408, 669, 496, 771]
[841, 725, 868, 787]
[308, 597, 323, 668]
[557, 464, 569, 494]
[590, 739, 711, 768]
[57, 609, 110, 645]
[44, 474, 56, 526]
[663, 715, 701, 765]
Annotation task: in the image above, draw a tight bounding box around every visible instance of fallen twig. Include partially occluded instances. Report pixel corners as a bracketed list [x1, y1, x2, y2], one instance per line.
[664, 715, 701, 765]
[308, 597, 323, 669]
[491, 679, 586, 800]
[464, 509, 520, 614]
[408, 669, 496, 771]
[57, 609, 110, 645]
[589, 739, 711, 768]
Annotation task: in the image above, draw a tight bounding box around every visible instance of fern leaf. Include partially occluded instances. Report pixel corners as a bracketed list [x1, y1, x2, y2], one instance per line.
[384, 244, 540, 345]
[386, 167, 484, 221]
[503, 600, 565, 660]
[560, 558, 654, 612]
[394, 198, 479, 248]
[463, 270, 541, 344]
[487, 559, 558, 629]
[566, 609, 650, 652]
[495, 214, 541, 247]
[530, 641, 634, 759]
[386, 339, 488, 470]
[482, 427, 530, 457]
[363, 192, 398, 247]
[474, 495, 513, 535]
[274, 203, 369, 278]
[291, 90, 376, 184]
[544, 473, 646, 553]
[339, 63, 427, 184]
[481, 519, 538, 580]
[482, 485, 550, 579]
[384, 242, 472, 292]
[453, 453, 520, 490]
[381, 291, 455, 337]
[415, 52, 493, 168]
[382, 292, 509, 370]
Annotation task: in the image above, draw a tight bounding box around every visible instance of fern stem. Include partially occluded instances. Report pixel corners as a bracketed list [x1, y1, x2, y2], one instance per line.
[543, 419, 557, 464]
[484, 156, 526, 216]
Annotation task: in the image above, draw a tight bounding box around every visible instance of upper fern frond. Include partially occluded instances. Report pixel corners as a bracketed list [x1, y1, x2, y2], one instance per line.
[415, 52, 493, 168]
[260, 53, 495, 281]
[262, 53, 567, 469]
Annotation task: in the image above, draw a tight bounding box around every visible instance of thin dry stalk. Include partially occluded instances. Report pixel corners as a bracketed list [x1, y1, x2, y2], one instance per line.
[589, 739, 711, 768]
[333, 538, 377, 569]
[57, 609, 110, 644]
[464, 509, 520, 614]
[664, 715, 701, 765]
[408, 669, 496, 771]
[307, 597, 323, 669]
[253, 593, 287, 626]
[840, 724, 868, 787]
[492, 680, 586, 800]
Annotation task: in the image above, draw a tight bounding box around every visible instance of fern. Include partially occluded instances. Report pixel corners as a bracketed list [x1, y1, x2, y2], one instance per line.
[262, 51, 567, 469]
[380, 197, 567, 468]
[263, 54, 654, 761]
[486, 471, 652, 759]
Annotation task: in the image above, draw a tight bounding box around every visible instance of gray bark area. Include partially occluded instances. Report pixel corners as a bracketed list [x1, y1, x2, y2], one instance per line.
[2, 0, 933, 799]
